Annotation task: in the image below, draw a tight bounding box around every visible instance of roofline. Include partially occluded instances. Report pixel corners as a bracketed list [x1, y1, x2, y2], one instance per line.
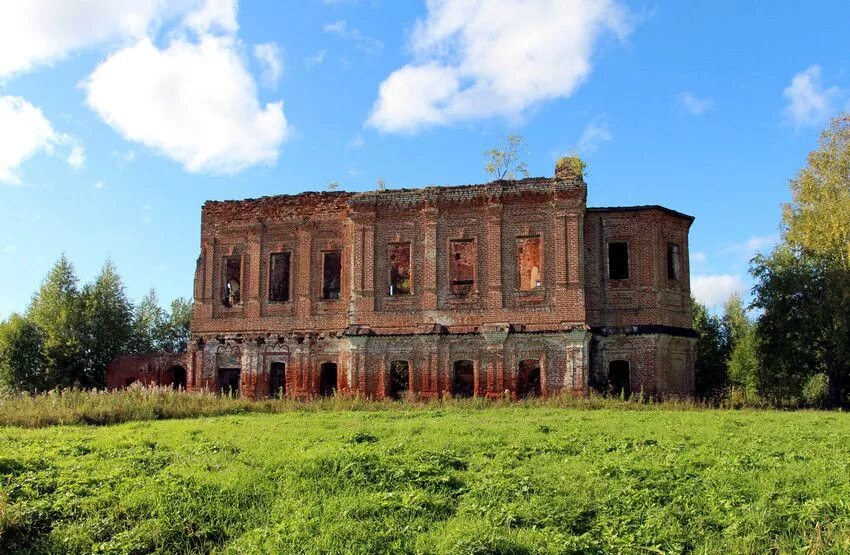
[586, 205, 694, 222]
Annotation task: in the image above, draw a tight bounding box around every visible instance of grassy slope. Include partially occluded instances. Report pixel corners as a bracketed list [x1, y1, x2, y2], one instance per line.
[1, 408, 849, 554]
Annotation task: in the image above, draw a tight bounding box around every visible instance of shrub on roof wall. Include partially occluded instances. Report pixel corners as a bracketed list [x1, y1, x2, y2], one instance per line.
[556, 155, 586, 180]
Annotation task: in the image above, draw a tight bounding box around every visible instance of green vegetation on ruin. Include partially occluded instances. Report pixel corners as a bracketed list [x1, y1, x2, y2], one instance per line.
[2, 395, 849, 553]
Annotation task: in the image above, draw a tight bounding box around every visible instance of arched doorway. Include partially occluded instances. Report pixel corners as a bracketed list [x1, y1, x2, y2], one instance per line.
[517, 359, 541, 398]
[319, 362, 338, 397]
[389, 360, 409, 400]
[218, 368, 241, 395]
[170, 365, 187, 390]
[452, 360, 475, 398]
[269, 362, 286, 398]
[608, 360, 631, 399]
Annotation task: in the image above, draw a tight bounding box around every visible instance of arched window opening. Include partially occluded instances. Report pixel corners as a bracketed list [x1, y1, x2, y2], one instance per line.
[452, 360, 475, 398]
[170, 365, 187, 390]
[608, 360, 631, 399]
[389, 360, 410, 400]
[269, 362, 286, 398]
[319, 362, 338, 397]
[517, 359, 541, 398]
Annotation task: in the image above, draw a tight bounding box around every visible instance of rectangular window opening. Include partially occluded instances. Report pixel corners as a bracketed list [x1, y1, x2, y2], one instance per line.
[269, 252, 291, 302]
[222, 256, 242, 307]
[667, 243, 680, 281]
[608, 242, 629, 280]
[517, 236, 543, 291]
[450, 239, 475, 297]
[322, 250, 342, 300]
[388, 242, 412, 296]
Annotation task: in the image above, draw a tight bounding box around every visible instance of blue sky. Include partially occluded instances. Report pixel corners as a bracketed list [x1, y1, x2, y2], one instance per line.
[1, 0, 849, 318]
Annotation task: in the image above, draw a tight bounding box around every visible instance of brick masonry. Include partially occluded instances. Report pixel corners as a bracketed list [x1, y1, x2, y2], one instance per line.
[109, 163, 696, 398]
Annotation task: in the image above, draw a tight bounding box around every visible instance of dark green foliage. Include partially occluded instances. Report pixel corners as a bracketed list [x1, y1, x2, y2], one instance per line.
[127, 291, 191, 355]
[2, 408, 850, 553]
[0, 314, 47, 392]
[692, 298, 728, 400]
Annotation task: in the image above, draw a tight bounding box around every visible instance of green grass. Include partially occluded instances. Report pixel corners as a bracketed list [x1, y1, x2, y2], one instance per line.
[2, 407, 850, 553]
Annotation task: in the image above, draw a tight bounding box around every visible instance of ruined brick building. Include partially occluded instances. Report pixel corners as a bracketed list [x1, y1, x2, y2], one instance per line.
[109, 162, 696, 398]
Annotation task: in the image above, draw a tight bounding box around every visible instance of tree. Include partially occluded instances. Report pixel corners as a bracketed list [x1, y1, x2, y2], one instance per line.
[484, 134, 530, 180]
[722, 294, 758, 398]
[27, 254, 84, 387]
[128, 289, 167, 354]
[80, 260, 134, 388]
[0, 314, 47, 392]
[160, 297, 192, 353]
[692, 298, 728, 400]
[751, 112, 850, 407]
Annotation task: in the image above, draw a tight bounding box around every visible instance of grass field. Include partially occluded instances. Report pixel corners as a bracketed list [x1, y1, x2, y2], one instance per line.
[2, 406, 850, 554]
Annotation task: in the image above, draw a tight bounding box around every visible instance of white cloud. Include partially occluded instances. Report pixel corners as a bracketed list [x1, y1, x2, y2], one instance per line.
[577, 122, 612, 153]
[783, 65, 840, 128]
[83, 2, 289, 175]
[94, 180, 105, 189]
[368, 0, 629, 133]
[692, 274, 747, 308]
[724, 234, 778, 260]
[182, 0, 238, 34]
[0, 96, 81, 184]
[676, 91, 714, 115]
[141, 204, 153, 224]
[2, 245, 16, 255]
[253, 42, 284, 86]
[323, 20, 347, 34]
[323, 19, 382, 55]
[304, 50, 327, 69]
[691, 251, 707, 263]
[67, 144, 86, 169]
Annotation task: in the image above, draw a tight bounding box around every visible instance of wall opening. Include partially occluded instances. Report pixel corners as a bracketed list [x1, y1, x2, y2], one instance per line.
[389, 360, 410, 399]
[269, 361, 286, 398]
[222, 256, 242, 307]
[322, 251, 342, 300]
[269, 252, 291, 302]
[170, 365, 187, 390]
[667, 243, 680, 280]
[608, 360, 631, 399]
[319, 362, 338, 397]
[449, 239, 475, 297]
[608, 242, 629, 280]
[218, 368, 241, 395]
[452, 360, 475, 398]
[517, 236, 543, 290]
[388, 242, 412, 295]
[517, 359, 541, 398]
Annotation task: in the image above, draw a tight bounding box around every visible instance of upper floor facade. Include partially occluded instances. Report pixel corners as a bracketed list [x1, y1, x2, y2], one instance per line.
[190, 165, 694, 339]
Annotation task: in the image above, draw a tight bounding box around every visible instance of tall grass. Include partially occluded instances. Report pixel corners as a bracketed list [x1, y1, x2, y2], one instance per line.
[0, 384, 790, 428]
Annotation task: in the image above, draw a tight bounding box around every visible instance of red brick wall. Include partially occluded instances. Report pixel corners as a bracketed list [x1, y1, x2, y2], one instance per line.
[106, 353, 189, 390]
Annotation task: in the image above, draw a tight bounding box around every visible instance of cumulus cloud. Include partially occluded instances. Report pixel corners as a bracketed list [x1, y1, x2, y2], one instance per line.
[0, 96, 81, 184]
[368, 0, 629, 133]
[304, 50, 327, 69]
[254, 42, 284, 86]
[783, 65, 841, 128]
[82, 1, 289, 174]
[676, 91, 714, 115]
[692, 274, 747, 308]
[577, 122, 612, 153]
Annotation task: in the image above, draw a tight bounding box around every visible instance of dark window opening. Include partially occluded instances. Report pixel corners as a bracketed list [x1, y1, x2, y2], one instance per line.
[388, 243, 412, 295]
[222, 256, 242, 307]
[171, 365, 187, 390]
[667, 243, 680, 281]
[450, 239, 476, 297]
[608, 360, 631, 399]
[517, 236, 543, 291]
[322, 251, 342, 300]
[218, 368, 241, 395]
[319, 362, 338, 397]
[517, 360, 541, 398]
[269, 362, 286, 398]
[608, 242, 629, 280]
[269, 252, 291, 302]
[452, 360, 475, 398]
[389, 360, 409, 400]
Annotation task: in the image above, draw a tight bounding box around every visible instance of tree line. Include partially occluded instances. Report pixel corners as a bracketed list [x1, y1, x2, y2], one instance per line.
[693, 113, 850, 408]
[0, 255, 190, 392]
